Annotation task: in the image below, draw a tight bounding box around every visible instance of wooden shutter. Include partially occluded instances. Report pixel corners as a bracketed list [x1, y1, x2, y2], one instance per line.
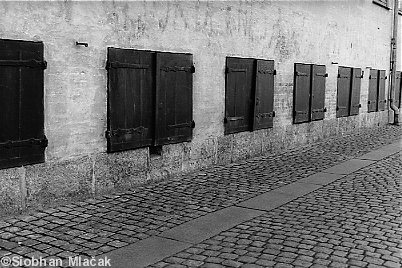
[253, 60, 275, 130]
[350, 68, 362, 116]
[378, 70, 387, 111]
[106, 48, 154, 152]
[293, 63, 311, 123]
[336, 67, 352, 118]
[395, 71, 401, 109]
[155, 52, 194, 146]
[311, 64, 327, 121]
[368, 69, 378, 112]
[225, 57, 254, 134]
[0, 39, 47, 169]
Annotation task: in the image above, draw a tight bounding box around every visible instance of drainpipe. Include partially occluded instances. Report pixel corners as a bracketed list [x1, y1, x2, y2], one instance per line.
[390, 0, 400, 125]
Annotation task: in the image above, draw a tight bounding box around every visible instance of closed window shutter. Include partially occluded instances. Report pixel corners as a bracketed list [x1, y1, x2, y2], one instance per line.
[106, 48, 154, 152]
[311, 64, 327, 121]
[225, 57, 254, 134]
[253, 59, 275, 130]
[350, 68, 362, 116]
[0, 40, 47, 169]
[336, 67, 352, 118]
[155, 52, 194, 146]
[293, 63, 311, 123]
[395, 71, 401, 109]
[368, 69, 379, 113]
[378, 70, 387, 111]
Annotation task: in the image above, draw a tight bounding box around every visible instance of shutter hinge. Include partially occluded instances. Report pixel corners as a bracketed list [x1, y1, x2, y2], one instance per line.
[316, 73, 328, 77]
[258, 69, 276, 75]
[224, 116, 244, 123]
[226, 67, 246, 74]
[106, 61, 149, 70]
[0, 59, 47, 69]
[295, 71, 308, 77]
[166, 121, 195, 130]
[0, 136, 48, 149]
[336, 106, 347, 111]
[105, 126, 147, 138]
[352, 104, 362, 108]
[294, 110, 309, 115]
[161, 65, 195, 73]
[312, 108, 327, 113]
[256, 111, 275, 118]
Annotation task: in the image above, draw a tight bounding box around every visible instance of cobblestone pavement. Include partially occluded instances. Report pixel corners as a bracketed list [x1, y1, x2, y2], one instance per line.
[0, 125, 401, 267]
[147, 151, 402, 268]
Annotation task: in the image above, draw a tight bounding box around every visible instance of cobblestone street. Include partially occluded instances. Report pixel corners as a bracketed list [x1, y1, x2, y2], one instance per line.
[0, 125, 401, 268]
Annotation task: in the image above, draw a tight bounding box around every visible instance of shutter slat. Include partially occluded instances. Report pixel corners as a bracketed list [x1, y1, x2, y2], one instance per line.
[378, 70, 386, 111]
[368, 69, 379, 112]
[106, 48, 154, 152]
[0, 49, 20, 167]
[336, 67, 352, 118]
[395, 71, 401, 109]
[293, 63, 311, 123]
[253, 59, 275, 130]
[311, 64, 326, 121]
[350, 68, 362, 116]
[224, 57, 254, 134]
[19, 48, 46, 162]
[0, 39, 46, 169]
[155, 52, 193, 145]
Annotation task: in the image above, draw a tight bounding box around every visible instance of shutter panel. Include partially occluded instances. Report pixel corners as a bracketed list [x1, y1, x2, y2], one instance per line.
[225, 57, 254, 134]
[311, 64, 327, 121]
[155, 52, 194, 146]
[253, 59, 275, 130]
[350, 68, 362, 116]
[0, 40, 46, 169]
[395, 71, 401, 109]
[336, 67, 352, 118]
[368, 69, 378, 112]
[106, 48, 154, 152]
[293, 63, 311, 123]
[378, 70, 386, 111]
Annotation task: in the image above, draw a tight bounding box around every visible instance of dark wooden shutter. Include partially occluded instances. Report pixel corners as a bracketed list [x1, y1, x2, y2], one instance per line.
[106, 48, 154, 152]
[311, 64, 327, 121]
[225, 57, 254, 134]
[0, 39, 47, 169]
[395, 71, 401, 109]
[368, 69, 378, 112]
[155, 52, 194, 145]
[378, 70, 387, 111]
[336, 67, 352, 118]
[293, 63, 311, 123]
[350, 68, 362, 116]
[253, 59, 275, 130]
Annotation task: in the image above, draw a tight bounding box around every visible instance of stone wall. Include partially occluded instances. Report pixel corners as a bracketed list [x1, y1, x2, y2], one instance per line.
[0, 0, 394, 215]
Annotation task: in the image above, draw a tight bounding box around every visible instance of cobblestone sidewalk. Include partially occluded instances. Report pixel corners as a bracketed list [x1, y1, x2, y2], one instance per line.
[147, 151, 402, 268]
[0, 125, 401, 268]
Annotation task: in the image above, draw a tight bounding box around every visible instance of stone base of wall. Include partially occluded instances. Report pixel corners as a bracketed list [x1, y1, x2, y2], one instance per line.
[0, 112, 389, 217]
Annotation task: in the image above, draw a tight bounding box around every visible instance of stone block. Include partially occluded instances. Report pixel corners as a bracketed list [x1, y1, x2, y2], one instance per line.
[231, 131, 260, 163]
[182, 138, 218, 172]
[216, 135, 233, 165]
[0, 168, 23, 215]
[25, 156, 92, 211]
[94, 148, 149, 194]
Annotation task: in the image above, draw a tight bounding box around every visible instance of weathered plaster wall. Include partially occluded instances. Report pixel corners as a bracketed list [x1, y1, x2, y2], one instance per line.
[0, 0, 393, 215]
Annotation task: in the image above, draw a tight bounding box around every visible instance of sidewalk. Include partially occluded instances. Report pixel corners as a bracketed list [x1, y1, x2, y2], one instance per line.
[0, 125, 401, 268]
